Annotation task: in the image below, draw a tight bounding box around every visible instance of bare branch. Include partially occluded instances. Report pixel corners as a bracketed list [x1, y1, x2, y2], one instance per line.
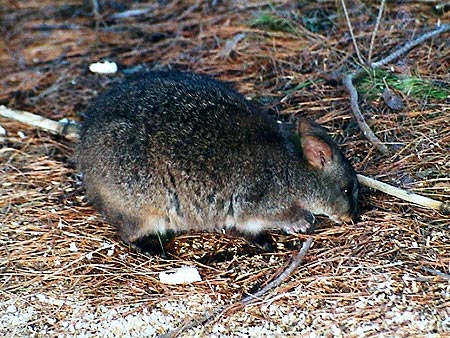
[422, 267, 450, 280]
[370, 23, 450, 68]
[242, 237, 313, 304]
[368, 0, 386, 63]
[357, 174, 450, 215]
[344, 21, 450, 154]
[0, 105, 79, 141]
[342, 75, 389, 154]
[159, 238, 314, 338]
[340, 0, 365, 65]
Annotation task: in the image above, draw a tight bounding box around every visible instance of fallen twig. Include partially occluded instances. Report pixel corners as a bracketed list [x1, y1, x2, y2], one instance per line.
[422, 267, 450, 280]
[343, 75, 389, 154]
[368, 0, 386, 63]
[342, 17, 450, 153]
[160, 237, 314, 338]
[0, 105, 79, 141]
[340, 0, 365, 65]
[241, 237, 313, 304]
[370, 23, 450, 69]
[357, 174, 450, 215]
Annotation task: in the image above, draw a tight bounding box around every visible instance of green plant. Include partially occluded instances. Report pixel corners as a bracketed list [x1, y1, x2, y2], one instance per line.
[354, 68, 449, 101]
[249, 11, 295, 33]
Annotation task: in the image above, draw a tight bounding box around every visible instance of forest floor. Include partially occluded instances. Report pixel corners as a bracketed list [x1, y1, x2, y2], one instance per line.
[0, 1, 449, 337]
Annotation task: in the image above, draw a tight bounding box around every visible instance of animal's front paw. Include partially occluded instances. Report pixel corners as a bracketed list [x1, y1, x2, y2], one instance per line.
[281, 218, 315, 235]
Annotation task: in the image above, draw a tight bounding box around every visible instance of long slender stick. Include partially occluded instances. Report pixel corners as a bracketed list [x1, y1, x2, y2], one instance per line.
[370, 23, 450, 69]
[340, 0, 365, 65]
[357, 174, 450, 215]
[345, 21, 450, 154]
[343, 75, 389, 154]
[368, 0, 386, 63]
[159, 238, 314, 338]
[242, 237, 313, 304]
[0, 105, 79, 141]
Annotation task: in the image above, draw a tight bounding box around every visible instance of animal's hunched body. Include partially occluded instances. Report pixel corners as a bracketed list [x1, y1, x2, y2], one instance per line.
[77, 71, 359, 251]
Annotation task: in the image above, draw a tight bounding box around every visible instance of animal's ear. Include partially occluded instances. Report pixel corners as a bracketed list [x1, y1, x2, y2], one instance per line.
[297, 118, 314, 135]
[301, 135, 333, 169]
[298, 119, 333, 169]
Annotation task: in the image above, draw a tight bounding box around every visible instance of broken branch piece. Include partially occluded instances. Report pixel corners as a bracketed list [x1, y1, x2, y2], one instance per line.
[0, 105, 79, 141]
[357, 174, 450, 215]
[160, 238, 314, 338]
[343, 75, 389, 154]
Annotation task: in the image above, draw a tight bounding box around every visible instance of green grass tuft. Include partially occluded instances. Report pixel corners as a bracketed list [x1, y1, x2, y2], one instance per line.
[354, 68, 450, 101]
[249, 11, 295, 34]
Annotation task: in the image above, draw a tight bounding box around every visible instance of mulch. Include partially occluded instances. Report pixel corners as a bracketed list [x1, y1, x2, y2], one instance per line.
[1, 1, 449, 336]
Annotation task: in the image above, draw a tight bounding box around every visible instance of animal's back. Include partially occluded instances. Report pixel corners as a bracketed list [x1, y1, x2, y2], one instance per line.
[77, 71, 292, 242]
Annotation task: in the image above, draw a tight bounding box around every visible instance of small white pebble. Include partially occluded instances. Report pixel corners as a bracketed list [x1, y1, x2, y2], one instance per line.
[102, 241, 112, 249]
[37, 294, 47, 302]
[0, 125, 6, 135]
[17, 131, 26, 138]
[6, 304, 17, 313]
[69, 242, 78, 252]
[159, 266, 202, 285]
[89, 61, 118, 74]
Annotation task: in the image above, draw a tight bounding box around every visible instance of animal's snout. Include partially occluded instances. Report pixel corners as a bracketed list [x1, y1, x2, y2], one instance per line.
[342, 208, 360, 223]
[340, 215, 353, 223]
[330, 213, 355, 224]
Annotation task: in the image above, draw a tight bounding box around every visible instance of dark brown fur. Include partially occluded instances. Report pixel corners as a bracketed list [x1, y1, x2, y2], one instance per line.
[76, 71, 359, 252]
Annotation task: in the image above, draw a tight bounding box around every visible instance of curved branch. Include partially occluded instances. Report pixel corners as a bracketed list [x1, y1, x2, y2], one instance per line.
[342, 75, 389, 154]
[159, 238, 314, 338]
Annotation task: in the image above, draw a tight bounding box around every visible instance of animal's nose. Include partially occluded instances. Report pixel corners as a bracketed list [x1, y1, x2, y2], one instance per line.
[340, 215, 353, 223]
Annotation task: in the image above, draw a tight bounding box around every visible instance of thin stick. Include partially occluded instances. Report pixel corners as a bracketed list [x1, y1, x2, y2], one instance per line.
[242, 237, 313, 304]
[340, 0, 365, 65]
[422, 267, 450, 280]
[357, 174, 450, 215]
[91, 0, 101, 29]
[0, 105, 79, 141]
[368, 0, 386, 63]
[342, 75, 389, 154]
[370, 23, 450, 68]
[159, 238, 314, 338]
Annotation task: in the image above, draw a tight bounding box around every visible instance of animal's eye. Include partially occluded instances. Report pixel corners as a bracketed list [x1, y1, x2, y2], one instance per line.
[343, 184, 352, 196]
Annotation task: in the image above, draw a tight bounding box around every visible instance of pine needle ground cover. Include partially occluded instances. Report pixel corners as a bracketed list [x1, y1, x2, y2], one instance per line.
[1, 1, 449, 336]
